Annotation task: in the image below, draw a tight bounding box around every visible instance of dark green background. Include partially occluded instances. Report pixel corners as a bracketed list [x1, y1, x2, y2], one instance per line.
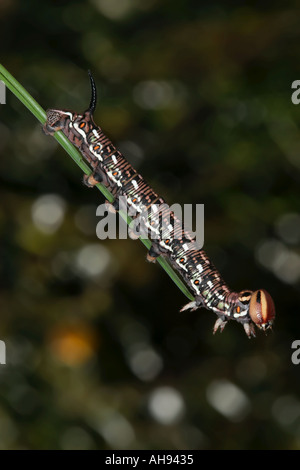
[0, 0, 299, 450]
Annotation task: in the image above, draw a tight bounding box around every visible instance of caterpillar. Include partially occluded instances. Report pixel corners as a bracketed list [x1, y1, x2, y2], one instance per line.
[43, 71, 275, 337]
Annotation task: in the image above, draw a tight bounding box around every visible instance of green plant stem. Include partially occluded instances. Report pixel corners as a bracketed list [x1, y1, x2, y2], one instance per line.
[0, 64, 194, 302]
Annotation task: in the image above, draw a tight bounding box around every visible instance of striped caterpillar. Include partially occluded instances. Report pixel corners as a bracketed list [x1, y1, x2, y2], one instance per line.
[43, 71, 275, 337]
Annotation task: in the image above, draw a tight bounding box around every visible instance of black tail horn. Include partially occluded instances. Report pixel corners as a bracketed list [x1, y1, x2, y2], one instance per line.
[88, 70, 97, 115]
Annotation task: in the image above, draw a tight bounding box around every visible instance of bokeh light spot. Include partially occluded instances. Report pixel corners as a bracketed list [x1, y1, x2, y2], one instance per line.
[206, 379, 251, 422]
[48, 325, 97, 366]
[148, 387, 185, 425]
[31, 194, 66, 234]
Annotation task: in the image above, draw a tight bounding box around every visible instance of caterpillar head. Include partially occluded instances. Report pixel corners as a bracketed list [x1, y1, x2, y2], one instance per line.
[237, 289, 275, 331]
[43, 71, 97, 136]
[43, 109, 77, 135]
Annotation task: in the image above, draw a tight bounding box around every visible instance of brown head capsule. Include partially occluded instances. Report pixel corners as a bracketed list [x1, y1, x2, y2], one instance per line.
[43, 109, 76, 135]
[249, 289, 275, 330]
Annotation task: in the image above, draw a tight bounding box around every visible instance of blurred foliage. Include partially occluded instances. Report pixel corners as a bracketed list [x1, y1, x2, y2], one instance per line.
[0, 0, 300, 450]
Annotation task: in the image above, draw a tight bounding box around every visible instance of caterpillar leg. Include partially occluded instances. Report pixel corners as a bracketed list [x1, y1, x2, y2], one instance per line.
[43, 123, 58, 136]
[243, 322, 256, 338]
[146, 244, 162, 263]
[180, 301, 197, 312]
[127, 216, 141, 240]
[128, 227, 140, 240]
[105, 199, 119, 214]
[213, 317, 256, 338]
[180, 296, 204, 312]
[213, 317, 228, 334]
[83, 172, 103, 188]
[128, 212, 150, 240]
